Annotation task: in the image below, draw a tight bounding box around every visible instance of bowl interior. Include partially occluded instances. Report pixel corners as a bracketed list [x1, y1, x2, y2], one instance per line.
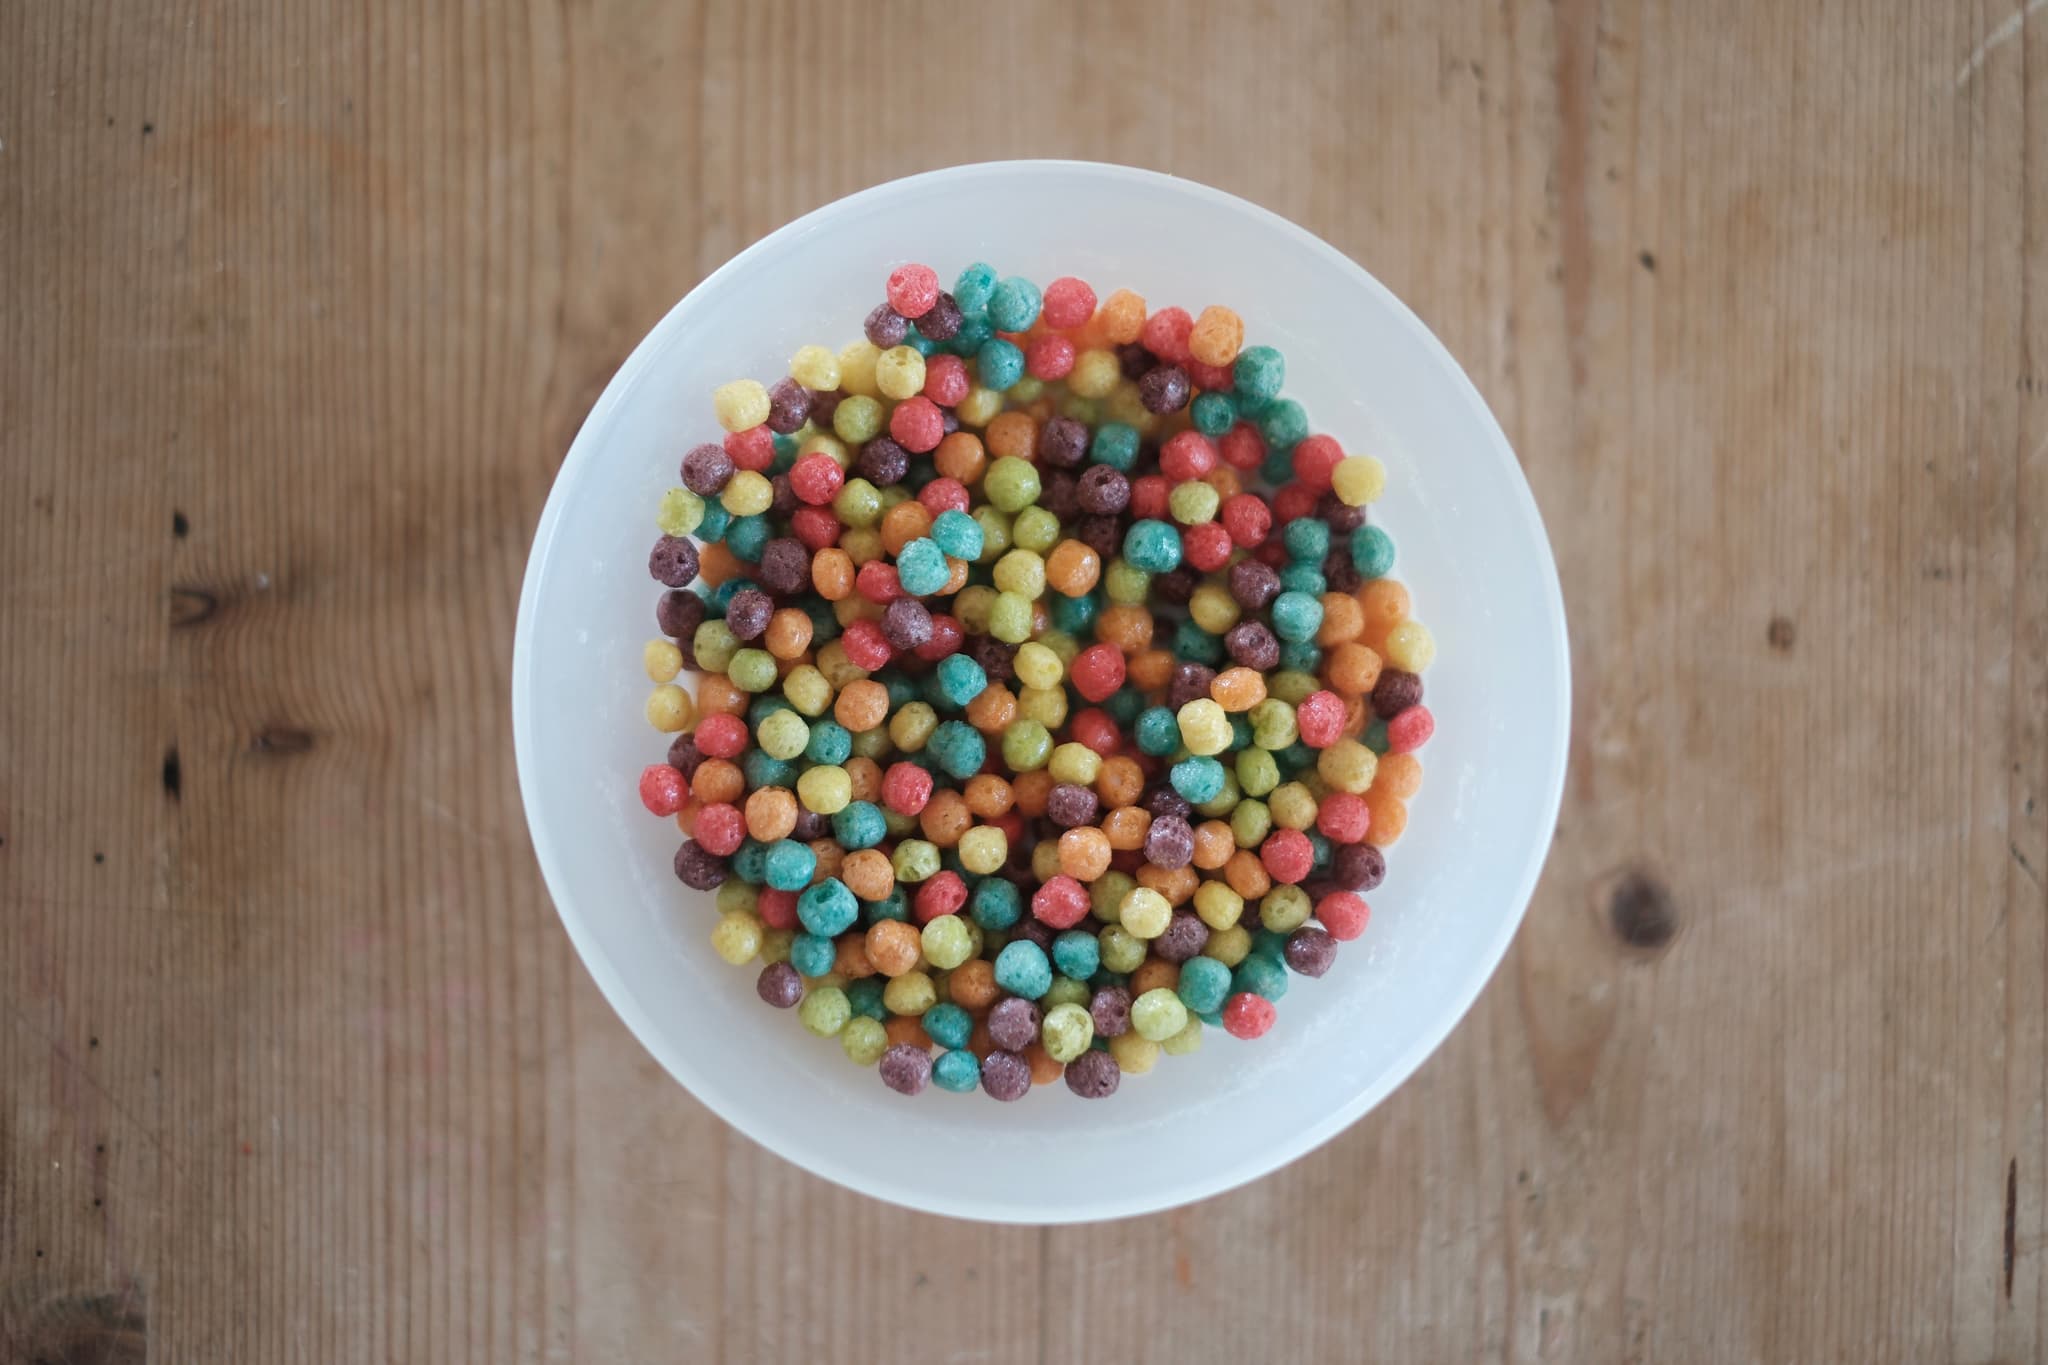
[513, 162, 1568, 1222]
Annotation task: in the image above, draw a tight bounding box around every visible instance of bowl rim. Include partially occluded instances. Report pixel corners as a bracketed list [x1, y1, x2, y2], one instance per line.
[512, 158, 1571, 1223]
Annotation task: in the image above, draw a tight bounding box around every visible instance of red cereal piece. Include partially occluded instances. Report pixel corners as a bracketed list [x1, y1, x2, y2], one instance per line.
[890, 395, 945, 453]
[1387, 705, 1435, 754]
[923, 353, 971, 407]
[1069, 643, 1127, 703]
[1129, 475, 1170, 521]
[913, 613, 964, 661]
[639, 764, 687, 817]
[1292, 434, 1344, 492]
[1315, 791, 1371, 843]
[1254, 538, 1290, 568]
[991, 810, 1025, 846]
[918, 477, 971, 516]
[1181, 522, 1234, 572]
[724, 425, 775, 472]
[1316, 891, 1370, 941]
[1185, 358, 1232, 393]
[855, 559, 905, 603]
[1273, 482, 1319, 524]
[756, 887, 800, 931]
[1222, 992, 1277, 1039]
[914, 871, 968, 923]
[1140, 306, 1194, 365]
[1031, 875, 1092, 929]
[1041, 277, 1097, 330]
[1260, 828, 1313, 884]
[1069, 707, 1121, 756]
[791, 506, 841, 550]
[790, 452, 844, 505]
[1025, 334, 1076, 381]
[1220, 493, 1272, 547]
[1295, 691, 1346, 748]
[1160, 430, 1218, 481]
[1218, 422, 1266, 471]
[881, 761, 934, 815]
[694, 802, 746, 856]
[886, 263, 940, 319]
[695, 713, 750, 759]
[840, 618, 894, 670]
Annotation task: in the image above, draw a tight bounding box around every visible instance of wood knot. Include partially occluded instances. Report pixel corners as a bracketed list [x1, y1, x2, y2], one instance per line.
[1607, 868, 1678, 952]
[168, 586, 218, 628]
[6, 1289, 147, 1365]
[1766, 616, 1796, 651]
[251, 726, 316, 755]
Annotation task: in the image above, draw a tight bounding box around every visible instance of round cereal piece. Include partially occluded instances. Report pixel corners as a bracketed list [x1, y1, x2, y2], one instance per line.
[879, 1042, 933, 1095]
[981, 1049, 1033, 1101]
[1064, 1048, 1121, 1099]
[756, 961, 803, 1008]
[1040, 1001, 1095, 1062]
[987, 996, 1042, 1052]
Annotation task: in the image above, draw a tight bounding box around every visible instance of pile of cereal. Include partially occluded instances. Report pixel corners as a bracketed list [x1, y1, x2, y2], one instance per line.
[638, 263, 1435, 1101]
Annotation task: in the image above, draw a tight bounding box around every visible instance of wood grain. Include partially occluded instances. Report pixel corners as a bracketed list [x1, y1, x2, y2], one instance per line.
[2, 1, 2042, 1360]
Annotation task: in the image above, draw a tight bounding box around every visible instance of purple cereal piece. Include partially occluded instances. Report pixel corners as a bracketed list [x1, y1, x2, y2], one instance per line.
[1077, 465, 1131, 516]
[681, 443, 734, 496]
[765, 378, 811, 434]
[1284, 927, 1338, 978]
[1167, 661, 1217, 710]
[1224, 621, 1281, 672]
[940, 408, 960, 437]
[756, 961, 804, 1007]
[1015, 917, 1056, 951]
[1039, 469, 1080, 522]
[917, 291, 963, 342]
[1046, 783, 1100, 830]
[964, 636, 1015, 685]
[1153, 566, 1198, 606]
[1037, 416, 1089, 468]
[1371, 670, 1423, 720]
[672, 840, 727, 891]
[724, 588, 773, 641]
[1143, 816, 1195, 870]
[1322, 550, 1361, 595]
[791, 810, 829, 842]
[857, 436, 910, 486]
[808, 388, 843, 424]
[980, 1049, 1032, 1102]
[1138, 365, 1190, 414]
[1323, 500, 1367, 535]
[1088, 985, 1132, 1038]
[864, 302, 910, 349]
[1076, 513, 1123, 560]
[1144, 785, 1192, 822]
[1228, 559, 1282, 611]
[756, 538, 810, 596]
[988, 997, 1041, 1052]
[1333, 842, 1386, 892]
[657, 589, 706, 640]
[879, 1043, 932, 1096]
[883, 597, 934, 652]
[666, 733, 704, 779]
[1116, 342, 1153, 380]
[769, 473, 800, 518]
[648, 535, 699, 588]
[1152, 911, 1210, 965]
[1065, 1049, 1122, 1099]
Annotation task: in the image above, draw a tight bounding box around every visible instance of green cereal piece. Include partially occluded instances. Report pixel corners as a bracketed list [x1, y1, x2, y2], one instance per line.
[657, 487, 705, 537]
[1043, 975, 1090, 1010]
[1160, 1017, 1204, 1056]
[832, 394, 885, 444]
[1269, 670, 1320, 705]
[841, 1016, 888, 1065]
[1236, 747, 1281, 797]
[889, 701, 938, 752]
[1230, 799, 1273, 849]
[832, 477, 884, 528]
[1194, 769, 1241, 818]
[1103, 558, 1150, 604]
[848, 726, 891, 761]
[1131, 988, 1190, 1043]
[727, 648, 777, 693]
[984, 456, 1041, 513]
[891, 839, 941, 884]
[971, 507, 1012, 561]
[799, 986, 852, 1037]
[1098, 924, 1148, 973]
[987, 591, 1033, 643]
[693, 619, 739, 673]
[1091, 871, 1136, 924]
[1041, 1002, 1095, 1062]
[755, 709, 810, 760]
[783, 665, 833, 716]
[1010, 506, 1062, 553]
[1259, 885, 1312, 934]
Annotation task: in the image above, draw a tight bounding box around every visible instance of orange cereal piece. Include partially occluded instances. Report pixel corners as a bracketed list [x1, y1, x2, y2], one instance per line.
[920, 789, 973, 846]
[883, 1015, 933, 1051]
[985, 411, 1039, 460]
[841, 848, 895, 901]
[933, 431, 986, 484]
[950, 958, 1000, 1011]
[692, 758, 744, 805]
[697, 674, 749, 717]
[1223, 848, 1273, 899]
[1128, 648, 1176, 692]
[1101, 805, 1153, 851]
[1138, 864, 1199, 905]
[1375, 752, 1424, 800]
[744, 786, 799, 841]
[1202, 466, 1242, 501]
[1098, 288, 1147, 345]
[1209, 666, 1267, 711]
[834, 596, 884, 627]
[1045, 540, 1102, 597]
[1324, 643, 1383, 697]
[867, 920, 923, 977]
[968, 1016, 995, 1059]
[835, 679, 890, 731]
[1359, 578, 1410, 629]
[811, 547, 855, 600]
[1096, 603, 1154, 653]
[880, 500, 934, 555]
[1095, 755, 1145, 807]
[1013, 768, 1055, 818]
[764, 608, 814, 660]
[965, 681, 1019, 733]
[1192, 820, 1236, 869]
[809, 839, 843, 883]
[1188, 305, 1245, 367]
[1364, 789, 1409, 844]
[844, 756, 883, 803]
[834, 935, 876, 979]
[964, 773, 1015, 818]
[697, 540, 741, 587]
[674, 800, 700, 837]
[1058, 827, 1113, 881]
[1030, 841, 1063, 882]
[942, 557, 972, 595]
[1317, 593, 1367, 647]
[1025, 1041, 1064, 1085]
[1130, 958, 1181, 998]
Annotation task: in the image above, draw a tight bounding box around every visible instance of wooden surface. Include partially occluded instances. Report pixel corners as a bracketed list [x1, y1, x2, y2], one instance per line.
[2, 1, 2043, 1360]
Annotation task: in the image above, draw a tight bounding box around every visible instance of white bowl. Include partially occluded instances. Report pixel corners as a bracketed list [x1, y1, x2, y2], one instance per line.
[513, 161, 1569, 1223]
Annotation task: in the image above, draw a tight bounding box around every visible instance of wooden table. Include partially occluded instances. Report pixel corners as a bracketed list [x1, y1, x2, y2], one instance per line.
[4, 2, 2043, 1360]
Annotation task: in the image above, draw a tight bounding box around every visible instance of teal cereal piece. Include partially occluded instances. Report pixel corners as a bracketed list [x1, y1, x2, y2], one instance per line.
[790, 932, 836, 977]
[1278, 562, 1326, 596]
[1176, 956, 1232, 1015]
[1233, 951, 1289, 1003]
[764, 838, 818, 892]
[1363, 718, 1391, 754]
[695, 498, 732, 542]
[1257, 398, 1309, 452]
[743, 750, 798, 790]
[993, 939, 1053, 999]
[930, 508, 984, 560]
[1351, 525, 1396, 578]
[1269, 590, 1324, 643]
[977, 337, 1025, 391]
[895, 537, 950, 596]
[831, 800, 886, 850]
[1089, 422, 1140, 471]
[935, 654, 988, 706]
[845, 976, 887, 1021]
[986, 276, 1042, 332]
[1232, 345, 1285, 403]
[1278, 639, 1322, 673]
[1052, 930, 1101, 980]
[1170, 756, 1227, 805]
[1121, 519, 1182, 573]
[969, 879, 1022, 931]
[797, 877, 858, 937]
[923, 1002, 973, 1050]
[932, 1047, 982, 1093]
[954, 262, 998, 318]
[1172, 620, 1224, 666]
[1190, 390, 1236, 437]
[927, 720, 986, 780]
[805, 718, 853, 765]
[1283, 518, 1330, 564]
[726, 513, 771, 562]
[863, 887, 911, 923]
[1135, 706, 1181, 757]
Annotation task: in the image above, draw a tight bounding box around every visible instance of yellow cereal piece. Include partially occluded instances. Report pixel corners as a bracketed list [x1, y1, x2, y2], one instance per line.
[721, 469, 773, 516]
[712, 379, 770, 432]
[1120, 886, 1173, 939]
[1176, 699, 1233, 756]
[838, 340, 881, 397]
[644, 638, 683, 683]
[789, 343, 840, 391]
[1385, 620, 1436, 672]
[875, 345, 927, 400]
[1332, 455, 1388, 507]
[645, 683, 693, 733]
